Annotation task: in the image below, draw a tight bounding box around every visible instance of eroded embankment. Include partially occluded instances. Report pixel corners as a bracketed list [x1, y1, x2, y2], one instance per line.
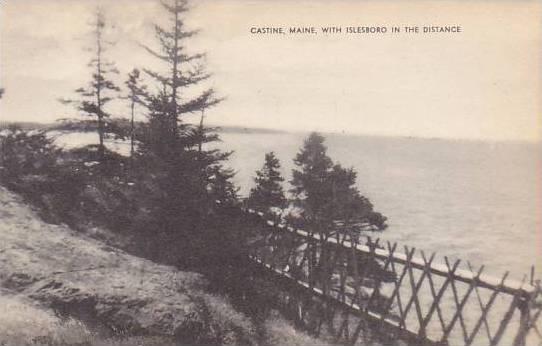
[0, 187, 329, 346]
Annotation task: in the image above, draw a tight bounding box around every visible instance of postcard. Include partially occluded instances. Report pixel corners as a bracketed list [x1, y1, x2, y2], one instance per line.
[1, 1, 540, 345]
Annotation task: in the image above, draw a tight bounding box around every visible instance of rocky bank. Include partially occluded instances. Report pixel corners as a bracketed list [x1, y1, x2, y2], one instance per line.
[0, 187, 329, 346]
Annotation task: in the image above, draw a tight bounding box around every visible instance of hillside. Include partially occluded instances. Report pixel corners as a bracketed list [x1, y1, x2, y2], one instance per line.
[0, 187, 329, 346]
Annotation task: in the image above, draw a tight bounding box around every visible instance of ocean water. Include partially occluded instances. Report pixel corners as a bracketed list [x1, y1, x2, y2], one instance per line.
[218, 130, 541, 280]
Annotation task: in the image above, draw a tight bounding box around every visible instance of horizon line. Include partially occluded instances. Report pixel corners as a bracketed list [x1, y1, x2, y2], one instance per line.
[0, 119, 540, 144]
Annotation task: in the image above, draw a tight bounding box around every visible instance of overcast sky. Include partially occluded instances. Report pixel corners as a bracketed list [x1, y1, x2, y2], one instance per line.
[1, 0, 541, 141]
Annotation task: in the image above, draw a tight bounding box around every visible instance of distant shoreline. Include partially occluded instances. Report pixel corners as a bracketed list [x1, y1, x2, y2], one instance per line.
[1, 120, 539, 144]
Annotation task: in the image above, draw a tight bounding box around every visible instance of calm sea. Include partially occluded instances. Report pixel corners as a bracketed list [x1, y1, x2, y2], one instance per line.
[217, 130, 541, 280]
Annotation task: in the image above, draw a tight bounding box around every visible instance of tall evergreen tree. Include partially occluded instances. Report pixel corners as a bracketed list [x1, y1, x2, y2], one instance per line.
[135, 0, 238, 259]
[142, 0, 219, 147]
[248, 152, 287, 212]
[290, 132, 334, 230]
[290, 132, 387, 234]
[60, 8, 120, 160]
[139, 0, 234, 202]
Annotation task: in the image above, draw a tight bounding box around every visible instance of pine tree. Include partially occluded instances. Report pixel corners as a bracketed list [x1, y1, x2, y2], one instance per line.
[139, 0, 234, 202]
[135, 0, 238, 259]
[290, 132, 334, 229]
[142, 0, 219, 147]
[248, 152, 287, 212]
[290, 132, 387, 234]
[60, 8, 120, 160]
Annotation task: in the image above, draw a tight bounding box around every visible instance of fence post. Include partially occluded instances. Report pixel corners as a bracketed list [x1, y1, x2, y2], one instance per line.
[512, 292, 532, 346]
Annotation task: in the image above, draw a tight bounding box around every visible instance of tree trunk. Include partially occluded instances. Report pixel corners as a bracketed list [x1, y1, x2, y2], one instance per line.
[198, 109, 205, 154]
[97, 114, 105, 159]
[130, 96, 135, 157]
[96, 12, 104, 161]
[170, 3, 180, 138]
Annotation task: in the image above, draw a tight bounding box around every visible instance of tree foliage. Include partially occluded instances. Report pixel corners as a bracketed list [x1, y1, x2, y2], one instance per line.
[247, 152, 287, 212]
[0, 127, 59, 182]
[0, 127, 89, 222]
[290, 132, 387, 233]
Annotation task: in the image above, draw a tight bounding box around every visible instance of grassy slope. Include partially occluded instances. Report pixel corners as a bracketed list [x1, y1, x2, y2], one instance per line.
[0, 187, 331, 346]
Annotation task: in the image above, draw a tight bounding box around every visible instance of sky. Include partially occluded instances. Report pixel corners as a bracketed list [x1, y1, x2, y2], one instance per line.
[1, 0, 541, 141]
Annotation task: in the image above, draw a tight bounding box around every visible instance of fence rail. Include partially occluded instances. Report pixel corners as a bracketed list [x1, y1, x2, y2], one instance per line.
[242, 208, 542, 346]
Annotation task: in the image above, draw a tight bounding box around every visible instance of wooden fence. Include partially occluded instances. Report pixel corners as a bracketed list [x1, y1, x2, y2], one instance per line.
[242, 208, 542, 346]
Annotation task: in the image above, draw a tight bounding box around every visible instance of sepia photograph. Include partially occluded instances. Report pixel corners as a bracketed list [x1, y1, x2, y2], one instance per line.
[0, 1, 541, 345]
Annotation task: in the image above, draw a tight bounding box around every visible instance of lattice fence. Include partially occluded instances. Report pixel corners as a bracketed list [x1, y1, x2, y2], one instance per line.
[243, 208, 542, 346]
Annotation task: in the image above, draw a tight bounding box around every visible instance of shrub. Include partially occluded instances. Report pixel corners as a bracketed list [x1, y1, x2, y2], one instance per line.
[0, 127, 59, 183]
